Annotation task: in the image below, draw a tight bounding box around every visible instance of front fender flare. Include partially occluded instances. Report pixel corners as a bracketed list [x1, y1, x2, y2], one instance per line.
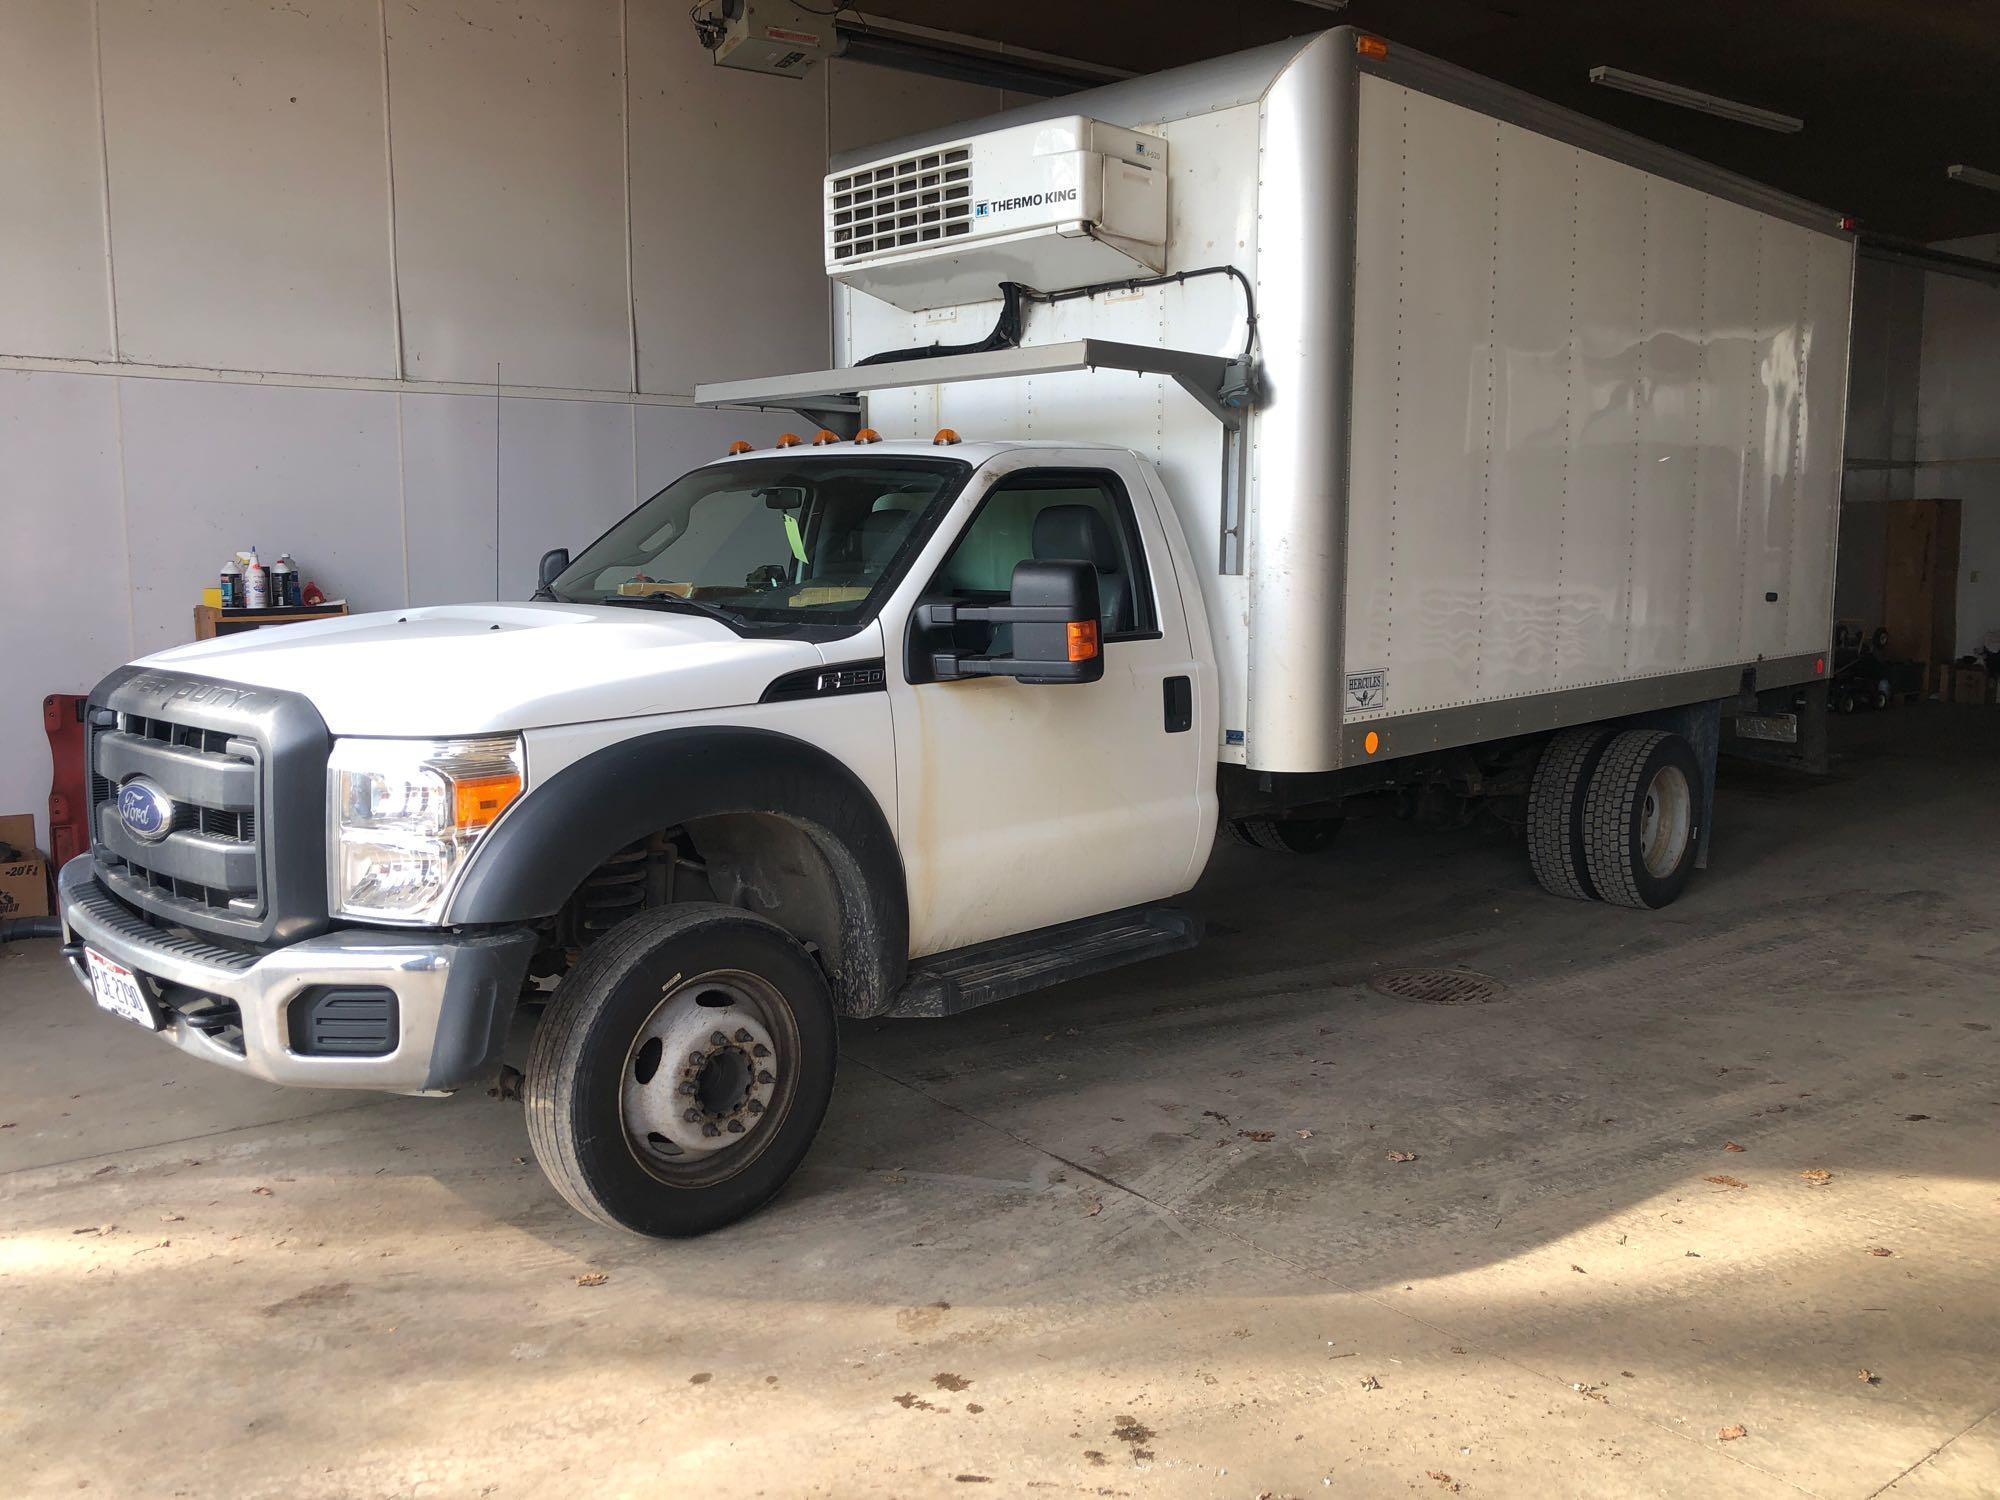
[448, 726, 907, 1016]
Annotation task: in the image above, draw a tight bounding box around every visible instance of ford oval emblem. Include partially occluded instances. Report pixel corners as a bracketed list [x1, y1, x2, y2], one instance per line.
[118, 778, 176, 843]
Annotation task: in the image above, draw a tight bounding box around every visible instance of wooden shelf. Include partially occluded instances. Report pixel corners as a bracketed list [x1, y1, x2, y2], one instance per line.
[193, 602, 350, 639]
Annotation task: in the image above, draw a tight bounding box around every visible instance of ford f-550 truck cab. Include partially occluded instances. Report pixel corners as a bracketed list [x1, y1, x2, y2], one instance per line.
[60, 30, 1852, 1236]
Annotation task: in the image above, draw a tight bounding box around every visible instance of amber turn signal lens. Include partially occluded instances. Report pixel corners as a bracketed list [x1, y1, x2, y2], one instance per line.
[933, 428, 960, 445]
[1363, 730, 1380, 755]
[727, 439, 753, 455]
[775, 432, 803, 448]
[853, 427, 882, 444]
[811, 428, 840, 445]
[1355, 34, 1388, 59]
[453, 771, 522, 831]
[1066, 619, 1100, 663]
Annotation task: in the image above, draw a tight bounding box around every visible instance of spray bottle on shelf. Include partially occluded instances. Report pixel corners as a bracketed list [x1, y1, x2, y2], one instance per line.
[243, 545, 268, 609]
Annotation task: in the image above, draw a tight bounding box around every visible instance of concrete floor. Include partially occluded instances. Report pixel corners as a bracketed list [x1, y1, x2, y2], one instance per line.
[2, 709, 1997, 1500]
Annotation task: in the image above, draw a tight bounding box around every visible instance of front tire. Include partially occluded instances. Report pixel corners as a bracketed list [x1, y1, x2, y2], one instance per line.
[524, 903, 837, 1237]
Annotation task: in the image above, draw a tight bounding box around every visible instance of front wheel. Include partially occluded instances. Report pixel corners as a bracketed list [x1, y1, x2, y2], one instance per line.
[524, 904, 837, 1237]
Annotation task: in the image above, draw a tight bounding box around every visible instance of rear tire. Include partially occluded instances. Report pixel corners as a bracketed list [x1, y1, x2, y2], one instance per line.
[1526, 726, 1614, 900]
[1226, 816, 1344, 853]
[524, 903, 837, 1238]
[1580, 730, 1702, 910]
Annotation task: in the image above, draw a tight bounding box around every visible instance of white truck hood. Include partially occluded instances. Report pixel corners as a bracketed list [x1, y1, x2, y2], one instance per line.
[139, 603, 826, 736]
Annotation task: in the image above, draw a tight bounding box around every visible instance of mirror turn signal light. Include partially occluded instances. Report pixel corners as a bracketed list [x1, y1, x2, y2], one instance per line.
[933, 428, 961, 446]
[853, 427, 882, 444]
[1066, 619, 1100, 663]
[775, 432, 804, 448]
[727, 439, 753, 454]
[811, 428, 840, 445]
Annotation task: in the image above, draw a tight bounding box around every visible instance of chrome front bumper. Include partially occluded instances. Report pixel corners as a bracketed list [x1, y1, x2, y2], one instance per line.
[58, 857, 535, 1093]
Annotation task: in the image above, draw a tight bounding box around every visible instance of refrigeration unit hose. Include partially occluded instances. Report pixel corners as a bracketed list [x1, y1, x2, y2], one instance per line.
[856, 264, 1261, 367]
[1, 916, 61, 943]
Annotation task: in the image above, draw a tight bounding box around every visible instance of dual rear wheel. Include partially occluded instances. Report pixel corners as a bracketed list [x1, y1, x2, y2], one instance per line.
[1527, 727, 1701, 909]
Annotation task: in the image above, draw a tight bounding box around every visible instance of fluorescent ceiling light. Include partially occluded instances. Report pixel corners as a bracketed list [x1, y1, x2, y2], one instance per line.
[1589, 66, 1803, 133]
[1288, 1, 1351, 9]
[1947, 164, 2000, 194]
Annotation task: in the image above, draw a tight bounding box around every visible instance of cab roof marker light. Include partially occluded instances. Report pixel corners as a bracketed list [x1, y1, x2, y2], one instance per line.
[933, 428, 961, 446]
[852, 427, 882, 444]
[775, 432, 804, 448]
[1354, 35, 1388, 60]
[810, 428, 841, 445]
[727, 439, 754, 454]
[1588, 66, 1803, 134]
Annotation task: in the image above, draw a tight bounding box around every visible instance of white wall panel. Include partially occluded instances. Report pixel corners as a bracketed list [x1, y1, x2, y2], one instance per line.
[1483, 115, 1574, 705]
[388, 0, 630, 390]
[1568, 151, 1644, 687]
[635, 402, 789, 493]
[400, 391, 500, 606]
[1916, 269, 2000, 654]
[1688, 199, 1759, 671]
[829, 60, 1002, 157]
[117, 379, 403, 651]
[627, 0, 824, 396]
[0, 372, 128, 845]
[1629, 178, 1706, 677]
[494, 395, 634, 598]
[0, 0, 113, 359]
[1346, 77, 1850, 720]
[97, 0, 395, 376]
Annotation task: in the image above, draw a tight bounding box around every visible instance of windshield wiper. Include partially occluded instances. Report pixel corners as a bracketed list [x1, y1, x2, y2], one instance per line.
[590, 593, 749, 629]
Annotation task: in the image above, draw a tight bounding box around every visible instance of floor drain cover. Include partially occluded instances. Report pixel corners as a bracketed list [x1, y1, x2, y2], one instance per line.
[1368, 968, 1503, 1005]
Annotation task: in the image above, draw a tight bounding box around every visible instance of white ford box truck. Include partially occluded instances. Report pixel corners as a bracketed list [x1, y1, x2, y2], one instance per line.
[60, 29, 1853, 1237]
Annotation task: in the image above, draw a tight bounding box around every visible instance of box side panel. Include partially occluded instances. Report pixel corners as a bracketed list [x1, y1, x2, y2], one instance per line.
[1343, 75, 1850, 738]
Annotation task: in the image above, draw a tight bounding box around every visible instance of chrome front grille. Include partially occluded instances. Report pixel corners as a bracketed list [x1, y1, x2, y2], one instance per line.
[91, 710, 264, 920]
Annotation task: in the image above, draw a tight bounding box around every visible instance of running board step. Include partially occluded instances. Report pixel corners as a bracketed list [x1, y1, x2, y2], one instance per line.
[889, 905, 1203, 1019]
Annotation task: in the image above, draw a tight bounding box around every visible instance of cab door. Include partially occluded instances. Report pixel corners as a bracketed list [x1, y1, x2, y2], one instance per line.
[886, 453, 1209, 957]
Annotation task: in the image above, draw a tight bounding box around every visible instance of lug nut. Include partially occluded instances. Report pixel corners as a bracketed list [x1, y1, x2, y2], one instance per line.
[746, 1099, 764, 1115]
[702, 1122, 722, 1138]
[710, 1031, 729, 1047]
[752, 1043, 771, 1059]
[756, 1069, 775, 1085]
[733, 1028, 752, 1043]
[726, 1119, 745, 1133]
[683, 1108, 703, 1123]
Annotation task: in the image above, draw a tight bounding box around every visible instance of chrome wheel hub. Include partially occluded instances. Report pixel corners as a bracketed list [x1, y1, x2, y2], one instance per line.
[1638, 764, 1692, 878]
[622, 974, 782, 1167]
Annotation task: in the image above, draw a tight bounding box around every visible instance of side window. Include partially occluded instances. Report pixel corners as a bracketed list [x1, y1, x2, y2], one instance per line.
[929, 471, 1156, 640]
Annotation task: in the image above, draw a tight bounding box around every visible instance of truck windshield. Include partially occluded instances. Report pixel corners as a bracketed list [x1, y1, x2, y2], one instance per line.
[548, 455, 970, 635]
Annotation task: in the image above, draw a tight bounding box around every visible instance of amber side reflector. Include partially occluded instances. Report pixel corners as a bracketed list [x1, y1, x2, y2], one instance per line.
[1363, 730, 1381, 755]
[727, 439, 753, 455]
[853, 427, 882, 444]
[933, 428, 961, 446]
[1066, 619, 1100, 663]
[1356, 34, 1389, 59]
[453, 771, 522, 831]
[775, 432, 803, 448]
[811, 428, 840, 446]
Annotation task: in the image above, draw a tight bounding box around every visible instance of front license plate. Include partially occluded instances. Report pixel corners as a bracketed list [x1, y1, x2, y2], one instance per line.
[86, 948, 162, 1031]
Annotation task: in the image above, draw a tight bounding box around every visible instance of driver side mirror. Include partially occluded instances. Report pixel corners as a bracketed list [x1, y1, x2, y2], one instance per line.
[918, 559, 1104, 685]
[535, 548, 570, 598]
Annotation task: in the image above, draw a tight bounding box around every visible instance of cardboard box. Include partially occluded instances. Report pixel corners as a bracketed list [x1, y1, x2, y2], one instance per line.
[0, 814, 50, 920]
[1951, 666, 1996, 706]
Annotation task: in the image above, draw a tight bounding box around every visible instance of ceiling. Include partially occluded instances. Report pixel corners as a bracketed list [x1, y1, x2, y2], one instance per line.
[858, 0, 2000, 243]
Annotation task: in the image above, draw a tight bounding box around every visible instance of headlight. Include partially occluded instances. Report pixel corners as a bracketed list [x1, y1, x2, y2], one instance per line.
[328, 736, 524, 923]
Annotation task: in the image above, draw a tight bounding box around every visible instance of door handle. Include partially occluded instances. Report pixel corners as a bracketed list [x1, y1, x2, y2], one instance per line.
[1163, 675, 1192, 733]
